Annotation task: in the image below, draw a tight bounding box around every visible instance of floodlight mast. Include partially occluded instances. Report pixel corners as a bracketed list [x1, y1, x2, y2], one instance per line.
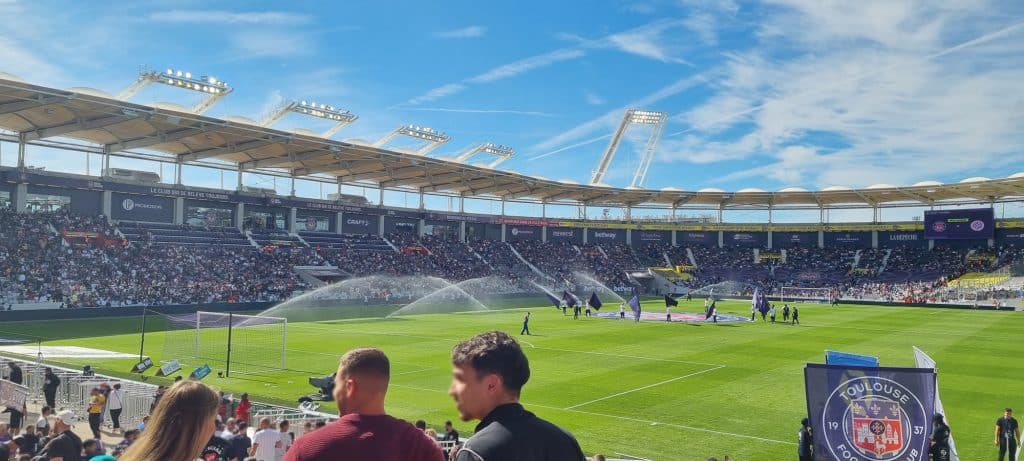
[589, 109, 667, 186]
[259, 100, 358, 138]
[455, 143, 515, 167]
[373, 125, 450, 155]
[118, 67, 232, 115]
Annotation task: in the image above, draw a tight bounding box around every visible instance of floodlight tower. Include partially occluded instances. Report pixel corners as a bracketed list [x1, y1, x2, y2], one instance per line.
[589, 109, 667, 187]
[259, 100, 358, 138]
[455, 143, 515, 167]
[373, 125, 450, 155]
[118, 67, 232, 114]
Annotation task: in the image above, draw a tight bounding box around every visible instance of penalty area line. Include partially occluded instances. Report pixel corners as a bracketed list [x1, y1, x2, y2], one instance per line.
[562, 365, 725, 410]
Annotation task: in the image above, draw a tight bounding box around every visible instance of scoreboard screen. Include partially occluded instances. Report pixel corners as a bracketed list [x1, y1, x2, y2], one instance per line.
[923, 208, 994, 239]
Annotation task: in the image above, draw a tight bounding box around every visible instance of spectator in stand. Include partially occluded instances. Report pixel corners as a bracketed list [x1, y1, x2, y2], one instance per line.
[285, 347, 443, 461]
[118, 380, 219, 461]
[276, 420, 293, 461]
[229, 421, 252, 461]
[4, 362, 24, 431]
[236, 393, 252, 425]
[250, 417, 281, 461]
[13, 424, 40, 457]
[35, 410, 83, 461]
[108, 383, 125, 434]
[113, 429, 140, 457]
[86, 387, 105, 439]
[449, 331, 586, 461]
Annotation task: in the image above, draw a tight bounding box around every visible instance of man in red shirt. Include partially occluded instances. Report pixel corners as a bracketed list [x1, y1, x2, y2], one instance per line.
[285, 347, 443, 461]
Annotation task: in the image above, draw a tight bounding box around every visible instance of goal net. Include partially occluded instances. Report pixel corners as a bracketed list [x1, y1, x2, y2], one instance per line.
[779, 286, 834, 304]
[157, 311, 286, 376]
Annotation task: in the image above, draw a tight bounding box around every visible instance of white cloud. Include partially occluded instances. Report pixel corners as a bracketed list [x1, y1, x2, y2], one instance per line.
[406, 83, 467, 105]
[654, 2, 1024, 189]
[605, 20, 691, 64]
[403, 107, 556, 117]
[585, 92, 606, 106]
[467, 49, 586, 84]
[436, 26, 487, 39]
[148, 10, 311, 25]
[228, 30, 314, 59]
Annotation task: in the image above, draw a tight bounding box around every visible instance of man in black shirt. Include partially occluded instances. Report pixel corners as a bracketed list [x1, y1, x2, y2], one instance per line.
[996, 407, 1020, 461]
[42, 368, 61, 411]
[797, 417, 813, 461]
[449, 331, 586, 461]
[5, 362, 25, 430]
[36, 410, 83, 461]
[441, 421, 460, 458]
[930, 413, 950, 461]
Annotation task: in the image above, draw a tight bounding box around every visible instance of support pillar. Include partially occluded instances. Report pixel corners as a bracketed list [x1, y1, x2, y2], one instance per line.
[17, 133, 26, 170]
[235, 203, 245, 231]
[336, 212, 344, 235]
[174, 198, 184, 225]
[101, 190, 112, 219]
[288, 208, 297, 233]
[14, 183, 27, 213]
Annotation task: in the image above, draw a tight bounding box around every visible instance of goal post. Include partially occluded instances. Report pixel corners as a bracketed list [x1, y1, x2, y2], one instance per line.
[779, 286, 834, 304]
[155, 310, 287, 376]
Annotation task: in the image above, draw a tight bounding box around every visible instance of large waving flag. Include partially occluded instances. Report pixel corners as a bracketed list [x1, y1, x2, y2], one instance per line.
[628, 294, 641, 314]
[914, 346, 959, 460]
[751, 287, 760, 311]
[544, 291, 561, 309]
[562, 290, 579, 307]
[588, 292, 602, 310]
[664, 294, 678, 307]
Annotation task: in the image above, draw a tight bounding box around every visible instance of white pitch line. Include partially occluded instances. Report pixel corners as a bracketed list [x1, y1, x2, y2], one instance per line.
[519, 339, 536, 348]
[534, 346, 724, 367]
[388, 383, 793, 446]
[563, 365, 725, 410]
[531, 403, 796, 445]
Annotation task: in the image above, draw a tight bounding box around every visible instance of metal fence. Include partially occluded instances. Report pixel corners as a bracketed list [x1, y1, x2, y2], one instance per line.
[1, 355, 336, 434]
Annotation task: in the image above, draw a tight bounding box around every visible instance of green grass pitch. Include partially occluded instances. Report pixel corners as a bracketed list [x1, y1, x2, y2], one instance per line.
[1, 299, 1020, 460]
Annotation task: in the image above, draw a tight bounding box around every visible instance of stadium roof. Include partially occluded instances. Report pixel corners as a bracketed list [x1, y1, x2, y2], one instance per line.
[1, 76, 1022, 209]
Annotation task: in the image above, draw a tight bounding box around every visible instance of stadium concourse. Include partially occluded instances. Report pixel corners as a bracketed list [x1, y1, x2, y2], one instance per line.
[1, 207, 1023, 309]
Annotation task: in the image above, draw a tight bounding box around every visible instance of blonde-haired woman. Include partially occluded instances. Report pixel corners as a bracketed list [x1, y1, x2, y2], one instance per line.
[119, 380, 219, 461]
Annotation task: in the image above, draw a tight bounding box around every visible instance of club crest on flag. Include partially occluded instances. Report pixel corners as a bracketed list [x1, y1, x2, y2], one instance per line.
[821, 376, 929, 461]
[849, 397, 903, 457]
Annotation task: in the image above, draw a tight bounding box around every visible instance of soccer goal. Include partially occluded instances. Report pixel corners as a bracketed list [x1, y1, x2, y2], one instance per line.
[779, 286, 833, 304]
[155, 310, 287, 376]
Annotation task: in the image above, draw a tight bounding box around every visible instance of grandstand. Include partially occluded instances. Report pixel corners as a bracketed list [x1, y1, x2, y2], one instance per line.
[2, 70, 1024, 460]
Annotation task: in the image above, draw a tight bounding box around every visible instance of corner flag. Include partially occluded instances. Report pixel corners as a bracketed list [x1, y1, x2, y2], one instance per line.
[628, 294, 640, 314]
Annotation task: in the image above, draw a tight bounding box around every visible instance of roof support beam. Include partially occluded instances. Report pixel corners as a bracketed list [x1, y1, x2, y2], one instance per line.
[295, 158, 386, 177]
[381, 170, 465, 189]
[106, 126, 212, 152]
[0, 95, 68, 114]
[241, 149, 334, 169]
[22, 115, 130, 141]
[179, 139, 277, 162]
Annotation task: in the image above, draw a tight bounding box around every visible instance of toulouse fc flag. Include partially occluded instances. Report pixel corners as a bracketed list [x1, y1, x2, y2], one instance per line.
[805, 364, 935, 461]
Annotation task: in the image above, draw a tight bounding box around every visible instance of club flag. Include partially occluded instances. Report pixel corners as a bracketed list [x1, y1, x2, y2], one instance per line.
[751, 287, 760, 310]
[588, 292, 602, 310]
[664, 294, 678, 307]
[545, 291, 561, 309]
[628, 294, 641, 314]
[705, 301, 715, 320]
[805, 364, 935, 461]
[914, 346, 959, 461]
[562, 290, 579, 308]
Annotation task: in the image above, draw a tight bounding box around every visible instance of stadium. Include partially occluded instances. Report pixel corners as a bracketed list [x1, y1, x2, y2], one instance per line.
[1, 8, 1024, 460]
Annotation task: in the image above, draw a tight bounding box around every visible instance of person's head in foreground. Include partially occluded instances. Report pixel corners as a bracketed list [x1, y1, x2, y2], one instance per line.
[119, 380, 219, 461]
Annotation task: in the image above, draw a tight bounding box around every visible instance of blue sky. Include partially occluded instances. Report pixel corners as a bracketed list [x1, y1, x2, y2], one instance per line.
[2, 0, 1024, 215]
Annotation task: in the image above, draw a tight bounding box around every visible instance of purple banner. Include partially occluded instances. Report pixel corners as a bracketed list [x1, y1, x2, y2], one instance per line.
[547, 227, 582, 243]
[679, 231, 716, 246]
[506, 225, 541, 241]
[804, 364, 935, 461]
[878, 231, 927, 248]
[588, 228, 626, 243]
[634, 230, 670, 244]
[723, 231, 767, 247]
[773, 231, 818, 247]
[826, 232, 871, 248]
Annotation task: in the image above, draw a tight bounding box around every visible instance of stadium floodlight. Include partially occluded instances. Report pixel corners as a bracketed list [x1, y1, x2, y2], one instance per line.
[373, 124, 451, 155]
[118, 67, 233, 114]
[455, 142, 515, 167]
[589, 108, 667, 188]
[258, 100, 358, 138]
